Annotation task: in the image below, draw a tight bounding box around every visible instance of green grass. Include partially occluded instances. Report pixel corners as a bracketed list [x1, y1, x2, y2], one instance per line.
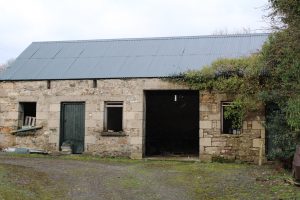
[1, 153, 140, 164]
[0, 163, 67, 200]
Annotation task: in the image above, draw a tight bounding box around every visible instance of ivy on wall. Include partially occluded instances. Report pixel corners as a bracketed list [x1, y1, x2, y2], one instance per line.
[168, 0, 300, 164]
[168, 55, 264, 129]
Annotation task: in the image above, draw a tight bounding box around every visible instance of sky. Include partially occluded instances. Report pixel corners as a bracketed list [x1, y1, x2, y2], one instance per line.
[0, 0, 270, 64]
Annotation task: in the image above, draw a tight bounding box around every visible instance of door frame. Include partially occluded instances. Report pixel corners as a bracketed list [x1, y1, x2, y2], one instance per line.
[143, 90, 200, 157]
[59, 102, 85, 152]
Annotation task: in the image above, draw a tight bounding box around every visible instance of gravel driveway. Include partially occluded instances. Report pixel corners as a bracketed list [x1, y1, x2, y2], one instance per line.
[0, 155, 193, 200]
[0, 154, 299, 200]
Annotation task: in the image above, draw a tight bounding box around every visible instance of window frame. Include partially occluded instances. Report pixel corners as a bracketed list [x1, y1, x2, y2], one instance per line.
[221, 101, 241, 135]
[18, 102, 37, 128]
[104, 101, 124, 132]
[92, 79, 97, 88]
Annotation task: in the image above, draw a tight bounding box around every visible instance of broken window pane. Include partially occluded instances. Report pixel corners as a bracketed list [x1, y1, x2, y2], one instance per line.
[19, 102, 37, 128]
[105, 102, 123, 132]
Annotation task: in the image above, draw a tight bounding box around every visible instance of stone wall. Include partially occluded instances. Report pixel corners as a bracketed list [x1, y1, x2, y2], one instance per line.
[199, 92, 265, 163]
[0, 79, 265, 162]
[0, 79, 188, 159]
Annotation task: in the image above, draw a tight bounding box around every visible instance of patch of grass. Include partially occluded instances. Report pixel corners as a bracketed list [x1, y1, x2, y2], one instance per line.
[119, 175, 143, 189]
[0, 164, 67, 200]
[0, 153, 141, 164]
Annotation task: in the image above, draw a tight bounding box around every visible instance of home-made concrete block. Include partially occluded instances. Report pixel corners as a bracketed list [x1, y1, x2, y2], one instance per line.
[130, 152, 143, 159]
[200, 121, 212, 129]
[199, 129, 204, 138]
[130, 137, 142, 145]
[49, 104, 60, 112]
[200, 138, 211, 147]
[200, 154, 212, 162]
[212, 141, 226, 147]
[126, 119, 142, 129]
[48, 134, 58, 144]
[36, 112, 48, 120]
[252, 121, 264, 130]
[85, 135, 97, 144]
[253, 138, 263, 148]
[261, 129, 265, 139]
[212, 103, 218, 113]
[48, 119, 59, 128]
[125, 112, 143, 120]
[85, 120, 97, 128]
[205, 146, 220, 155]
[200, 104, 210, 112]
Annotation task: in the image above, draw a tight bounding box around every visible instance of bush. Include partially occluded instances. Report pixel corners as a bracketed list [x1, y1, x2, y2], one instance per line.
[266, 109, 298, 168]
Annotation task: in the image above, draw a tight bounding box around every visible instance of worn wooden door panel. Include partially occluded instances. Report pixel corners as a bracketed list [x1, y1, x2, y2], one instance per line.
[61, 102, 85, 154]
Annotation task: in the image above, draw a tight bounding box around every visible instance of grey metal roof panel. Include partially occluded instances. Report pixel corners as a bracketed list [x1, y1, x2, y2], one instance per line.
[30, 43, 59, 59]
[0, 33, 269, 80]
[13, 59, 50, 80]
[64, 58, 99, 78]
[36, 58, 75, 79]
[18, 43, 41, 59]
[55, 43, 85, 58]
[0, 59, 28, 79]
[80, 42, 111, 58]
[90, 57, 128, 78]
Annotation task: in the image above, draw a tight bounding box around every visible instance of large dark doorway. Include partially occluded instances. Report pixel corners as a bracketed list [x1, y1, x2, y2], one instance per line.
[60, 102, 85, 154]
[145, 90, 199, 156]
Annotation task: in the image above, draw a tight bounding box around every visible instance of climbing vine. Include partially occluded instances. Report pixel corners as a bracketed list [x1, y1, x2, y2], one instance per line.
[169, 55, 264, 129]
[168, 0, 300, 164]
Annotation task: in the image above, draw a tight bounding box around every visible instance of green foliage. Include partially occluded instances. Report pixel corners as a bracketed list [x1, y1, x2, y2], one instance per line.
[168, 0, 300, 164]
[169, 55, 263, 128]
[266, 110, 296, 164]
[285, 97, 300, 129]
[269, 0, 300, 29]
[223, 100, 244, 129]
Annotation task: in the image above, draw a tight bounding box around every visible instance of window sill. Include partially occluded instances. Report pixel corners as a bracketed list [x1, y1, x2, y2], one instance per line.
[101, 131, 127, 137]
[11, 126, 43, 136]
[220, 133, 241, 137]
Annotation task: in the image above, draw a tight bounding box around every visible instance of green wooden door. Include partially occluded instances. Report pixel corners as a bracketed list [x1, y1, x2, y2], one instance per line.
[61, 102, 85, 154]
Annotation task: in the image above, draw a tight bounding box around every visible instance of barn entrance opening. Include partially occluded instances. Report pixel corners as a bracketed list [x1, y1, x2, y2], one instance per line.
[145, 90, 199, 157]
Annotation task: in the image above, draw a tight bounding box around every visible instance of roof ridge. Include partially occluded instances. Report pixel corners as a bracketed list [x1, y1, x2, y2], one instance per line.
[32, 33, 270, 44]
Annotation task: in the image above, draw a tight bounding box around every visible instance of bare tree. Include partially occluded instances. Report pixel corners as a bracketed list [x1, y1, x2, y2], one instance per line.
[212, 27, 256, 35]
[0, 58, 15, 74]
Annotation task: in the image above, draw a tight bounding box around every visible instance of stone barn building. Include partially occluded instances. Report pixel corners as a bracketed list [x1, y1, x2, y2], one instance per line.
[0, 33, 269, 162]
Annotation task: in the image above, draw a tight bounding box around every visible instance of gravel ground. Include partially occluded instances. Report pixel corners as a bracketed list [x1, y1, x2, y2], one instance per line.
[0, 154, 299, 200]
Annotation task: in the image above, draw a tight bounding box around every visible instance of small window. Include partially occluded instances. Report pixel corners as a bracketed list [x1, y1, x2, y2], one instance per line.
[47, 80, 51, 89]
[221, 102, 241, 134]
[19, 102, 37, 128]
[104, 102, 123, 132]
[92, 80, 97, 88]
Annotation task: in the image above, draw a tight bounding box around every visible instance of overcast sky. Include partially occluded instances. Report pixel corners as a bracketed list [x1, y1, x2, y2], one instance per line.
[0, 0, 270, 64]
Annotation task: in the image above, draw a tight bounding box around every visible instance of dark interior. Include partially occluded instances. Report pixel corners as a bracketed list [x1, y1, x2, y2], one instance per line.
[107, 107, 123, 132]
[21, 102, 36, 124]
[145, 90, 199, 156]
[222, 105, 234, 134]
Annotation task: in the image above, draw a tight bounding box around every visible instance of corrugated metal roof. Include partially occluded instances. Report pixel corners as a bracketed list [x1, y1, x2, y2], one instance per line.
[0, 33, 269, 80]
